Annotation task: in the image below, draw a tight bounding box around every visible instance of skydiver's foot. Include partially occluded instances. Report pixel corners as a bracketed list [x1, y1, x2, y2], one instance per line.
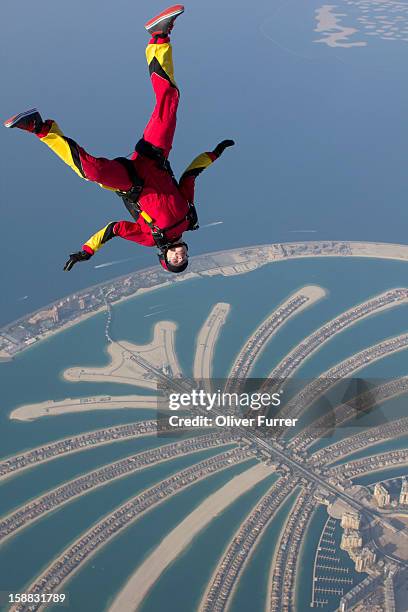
[145, 5, 184, 38]
[3, 108, 43, 133]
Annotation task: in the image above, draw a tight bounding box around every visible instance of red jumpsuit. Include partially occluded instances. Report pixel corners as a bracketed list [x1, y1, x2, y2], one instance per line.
[36, 36, 218, 255]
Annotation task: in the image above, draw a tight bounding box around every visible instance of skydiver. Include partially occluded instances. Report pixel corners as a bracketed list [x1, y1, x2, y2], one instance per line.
[4, 5, 234, 274]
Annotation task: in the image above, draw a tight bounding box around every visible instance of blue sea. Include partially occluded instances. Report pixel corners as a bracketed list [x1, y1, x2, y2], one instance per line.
[1, 255, 408, 611]
[2, 0, 408, 326]
[2, 0, 408, 609]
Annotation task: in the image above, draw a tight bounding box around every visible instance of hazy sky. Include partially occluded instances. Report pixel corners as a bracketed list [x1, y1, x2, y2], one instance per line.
[1, 0, 408, 324]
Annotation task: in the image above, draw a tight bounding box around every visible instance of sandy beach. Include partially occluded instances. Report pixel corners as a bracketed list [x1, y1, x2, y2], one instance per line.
[0, 422, 157, 481]
[10, 394, 158, 421]
[12, 450, 248, 612]
[109, 462, 273, 612]
[228, 285, 326, 379]
[193, 303, 231, 381]
[0, 437, 234, 545]
[200, 476, 289, 612]
[3, 241, 408, 362]
[63, 321, 180, 389]
[267, 288, 408, 400]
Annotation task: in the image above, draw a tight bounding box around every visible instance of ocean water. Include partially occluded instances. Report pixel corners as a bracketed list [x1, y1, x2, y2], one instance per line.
[1, 254, 408, 610]
[138, 474, 279, 612]
[2, 0, 408, 604]
[46, 460, 259, 612]
[1, 449, 242, 597]
[296, 510, 361, 612]
[295, 505, 329, 608]
[2, 0, 408, 327]
[2, 257, 408, 457]
[229, 488, 301, 611]
[308, 394, 408, 455]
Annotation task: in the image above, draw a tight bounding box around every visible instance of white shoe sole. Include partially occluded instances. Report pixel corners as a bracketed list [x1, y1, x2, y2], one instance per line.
[4, 107, 38, 128]
[145, 8, 184, 32]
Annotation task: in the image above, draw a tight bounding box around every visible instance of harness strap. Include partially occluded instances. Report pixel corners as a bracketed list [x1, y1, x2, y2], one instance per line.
[114, 157, 144, 191]
[114, 157, 144, 221]
[135, 138, 177, 184]
[114, 152, 198, 249]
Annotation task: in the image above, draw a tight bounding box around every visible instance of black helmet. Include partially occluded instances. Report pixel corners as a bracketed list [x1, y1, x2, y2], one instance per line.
[158, 242, 189, 273]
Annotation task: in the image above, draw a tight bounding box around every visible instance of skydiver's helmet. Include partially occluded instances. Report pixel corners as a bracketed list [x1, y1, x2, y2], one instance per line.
[158, 242, 189, 274]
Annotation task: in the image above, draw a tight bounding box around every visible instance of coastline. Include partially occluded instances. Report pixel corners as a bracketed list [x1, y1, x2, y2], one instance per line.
[13, 453, 250, 612]
[9, 394, 159, 421]
[293, 505, 322, 611]
[108, 463, 273, 612]
[265, 487, 302, 610]
[0, 440, 235, 546]
[2, 240, 408, 362]
[351, 460, 408, 480]
[2, 304, 108, 362]
[199, 477, 291, 612]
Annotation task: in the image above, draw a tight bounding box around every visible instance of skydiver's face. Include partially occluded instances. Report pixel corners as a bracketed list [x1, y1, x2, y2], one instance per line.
[166, 245, 188, 266]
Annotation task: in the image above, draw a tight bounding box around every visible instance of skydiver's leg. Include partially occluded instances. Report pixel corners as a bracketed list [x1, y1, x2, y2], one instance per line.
[35, 120, 132, 191]
[141, 37, 180, 159]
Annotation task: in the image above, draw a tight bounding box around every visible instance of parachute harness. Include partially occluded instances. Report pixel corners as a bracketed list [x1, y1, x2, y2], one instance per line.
[114, 142, 199, 257]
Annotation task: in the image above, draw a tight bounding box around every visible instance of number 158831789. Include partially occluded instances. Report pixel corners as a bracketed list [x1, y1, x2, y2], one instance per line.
[8, 593, 66, 604]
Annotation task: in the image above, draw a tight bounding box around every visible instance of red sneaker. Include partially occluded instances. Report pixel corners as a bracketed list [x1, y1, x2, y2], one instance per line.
[145, 5, 184, 37]
[4, 108, 43, 133]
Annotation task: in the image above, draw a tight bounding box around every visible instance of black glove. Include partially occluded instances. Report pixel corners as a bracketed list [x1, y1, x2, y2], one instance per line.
[63, 250, 92, 271]
[213, 139, 235, 158]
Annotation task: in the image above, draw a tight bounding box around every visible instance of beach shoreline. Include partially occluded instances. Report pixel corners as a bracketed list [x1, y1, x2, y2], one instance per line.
[2, 240, 408, 361]
[108, 462, 273, 612]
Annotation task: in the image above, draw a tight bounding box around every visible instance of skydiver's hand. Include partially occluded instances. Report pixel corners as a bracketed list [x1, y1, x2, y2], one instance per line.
[63, 250, 92, 272]
[213, 140, 235, 158]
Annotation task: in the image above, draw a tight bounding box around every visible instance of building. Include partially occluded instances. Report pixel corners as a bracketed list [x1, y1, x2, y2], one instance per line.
[341, 511, 361, 530]
[339, 574, 382, 611]
[374, 483, 390, 508]
[341, 529, 363, 551]
[399, 477, 408, 505]
[354, 547, 376, 572]
[384, 575, 396, 612]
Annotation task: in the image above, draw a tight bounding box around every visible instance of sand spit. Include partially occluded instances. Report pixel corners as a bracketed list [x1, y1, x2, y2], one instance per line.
[109, 463, 273, 612]
[63, 321, 180, 388]
[10, 395, 157, 421]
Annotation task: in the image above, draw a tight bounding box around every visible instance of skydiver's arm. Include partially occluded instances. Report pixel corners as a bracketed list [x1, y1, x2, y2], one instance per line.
[178, 140, 235, 203]
[82, 220, 153, 252]
[112, 221, 155, 246]
[82, 222, 117, 255]
[64, 222, 118, 271]
[64, 220, 155, 271]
